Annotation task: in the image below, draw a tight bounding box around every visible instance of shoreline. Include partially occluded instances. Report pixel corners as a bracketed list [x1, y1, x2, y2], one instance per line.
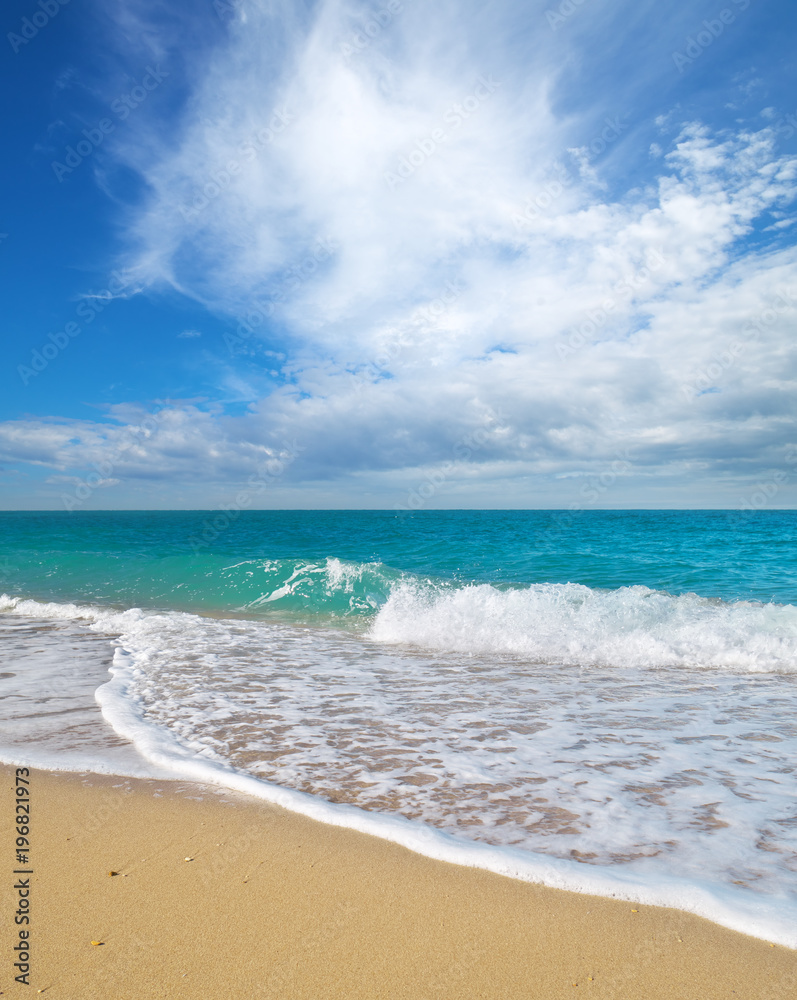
[3, 594, 797, 954]
[2, 765, 795, 999]
[8, 596, 796, 948]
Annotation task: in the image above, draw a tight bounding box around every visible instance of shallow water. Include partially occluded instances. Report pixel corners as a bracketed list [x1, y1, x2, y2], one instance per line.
[1, 510, 796, 944]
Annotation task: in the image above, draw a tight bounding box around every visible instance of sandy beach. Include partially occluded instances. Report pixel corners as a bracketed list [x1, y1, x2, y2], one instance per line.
[1, 764, 795, 999]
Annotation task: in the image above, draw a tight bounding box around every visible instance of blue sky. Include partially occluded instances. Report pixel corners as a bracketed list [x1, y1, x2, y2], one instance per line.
[1, 0, 796, 510]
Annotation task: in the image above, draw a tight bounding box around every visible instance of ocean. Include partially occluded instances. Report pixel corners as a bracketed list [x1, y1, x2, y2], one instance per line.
[1, 509, 796, 946]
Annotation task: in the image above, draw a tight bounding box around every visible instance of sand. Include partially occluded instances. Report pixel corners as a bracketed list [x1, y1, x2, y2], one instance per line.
[1, 764, 795, 999]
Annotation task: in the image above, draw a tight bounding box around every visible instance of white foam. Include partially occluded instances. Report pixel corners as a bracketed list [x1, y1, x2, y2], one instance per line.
[238, 557, 391, 613]
[0, 609, 174, 778]
[91, 638, 797, 947]
[370, 581, 797, 671]
[2, 594, 797, 948]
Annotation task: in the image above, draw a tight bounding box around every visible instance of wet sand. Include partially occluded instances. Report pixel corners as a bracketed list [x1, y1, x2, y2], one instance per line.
[1, 765, 795, 999]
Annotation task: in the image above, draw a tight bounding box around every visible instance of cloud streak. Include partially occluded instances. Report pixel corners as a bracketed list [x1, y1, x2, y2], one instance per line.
[3, 0, 796, 508]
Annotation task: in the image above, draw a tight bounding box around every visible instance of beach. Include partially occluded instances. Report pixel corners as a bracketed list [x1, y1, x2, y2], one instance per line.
[3, 510, 797, 995]
[4, 0, 797, 987]
[2, 764, 795, 999]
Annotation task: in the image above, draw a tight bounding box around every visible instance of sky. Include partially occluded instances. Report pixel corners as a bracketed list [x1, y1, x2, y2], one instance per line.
[1, 0, 796, 511]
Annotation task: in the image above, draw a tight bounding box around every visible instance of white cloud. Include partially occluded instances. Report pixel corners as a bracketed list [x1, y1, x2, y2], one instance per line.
[4, 0, 796, 508]
[0, 404, 295, 483]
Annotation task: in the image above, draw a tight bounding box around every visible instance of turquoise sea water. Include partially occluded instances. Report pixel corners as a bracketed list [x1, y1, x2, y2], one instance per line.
[1, 509, 797, 945]
[2, 509, 796, 614]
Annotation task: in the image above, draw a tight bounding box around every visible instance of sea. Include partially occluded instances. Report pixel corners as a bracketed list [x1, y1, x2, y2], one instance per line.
[1, 509, 796, 946]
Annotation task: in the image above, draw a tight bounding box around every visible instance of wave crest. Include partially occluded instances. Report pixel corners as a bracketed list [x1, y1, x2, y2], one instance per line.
[368, 581, 797, 671]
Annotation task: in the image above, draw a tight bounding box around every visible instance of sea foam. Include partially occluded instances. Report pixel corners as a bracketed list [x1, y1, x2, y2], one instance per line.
[2, 591, 797, 948]
[370, 580, 797, 671]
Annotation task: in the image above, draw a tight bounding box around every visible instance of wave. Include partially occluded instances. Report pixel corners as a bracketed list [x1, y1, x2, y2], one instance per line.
[0, 550, 407, 620]
[4, 553, 797, 672]
[369, 580, 797, 672]
[234, 556, 404, 615]
[0, 555, 407, 619]
[2, 592, 797, 947]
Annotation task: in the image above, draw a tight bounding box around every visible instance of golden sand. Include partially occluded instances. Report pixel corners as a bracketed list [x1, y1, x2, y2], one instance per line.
[2, 765, 795, 998]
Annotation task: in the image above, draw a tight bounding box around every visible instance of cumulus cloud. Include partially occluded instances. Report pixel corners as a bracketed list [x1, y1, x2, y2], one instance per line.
[4, 0, 797, 507]
[0, 404, 292, 478]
